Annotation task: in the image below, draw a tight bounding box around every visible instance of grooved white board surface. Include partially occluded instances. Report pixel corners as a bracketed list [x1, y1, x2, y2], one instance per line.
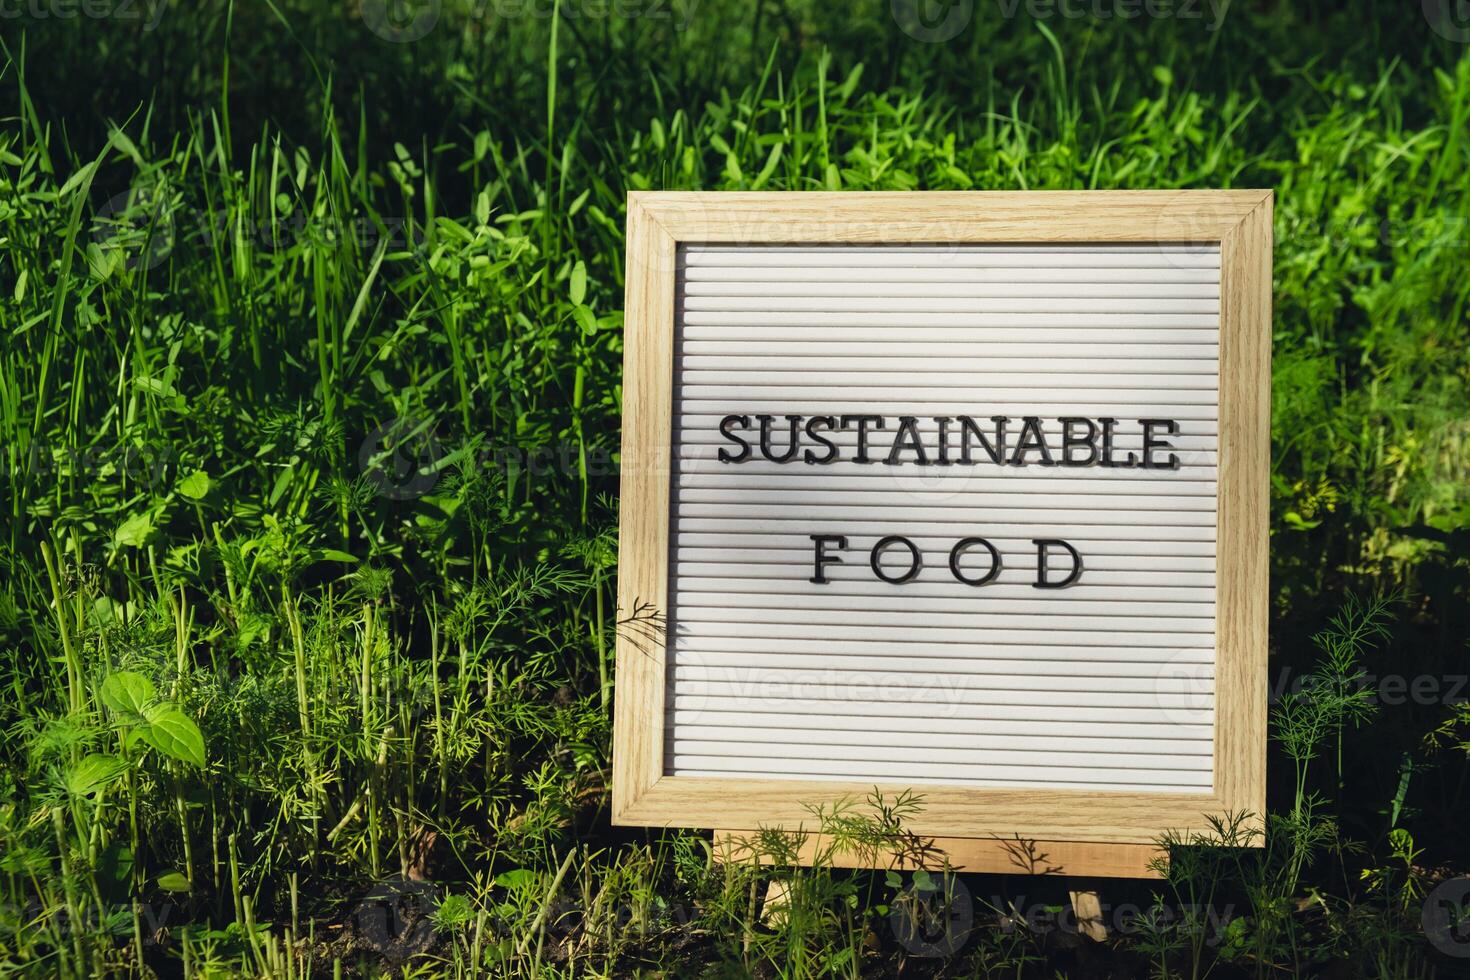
[667, 245, 1219, 793]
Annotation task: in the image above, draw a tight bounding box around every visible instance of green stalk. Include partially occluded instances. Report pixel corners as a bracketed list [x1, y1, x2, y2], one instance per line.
[283, 593, 320, 862]
[227, 833, 244, 938]
[595, 574, 608, 712]
[430, 613, 447, 821]
[39, 539, 83, 716]
[542, 0, 562, 309]
[174, 766, 196, 894]
[361, 604, 380, 878]
[53, 809, 86, 976]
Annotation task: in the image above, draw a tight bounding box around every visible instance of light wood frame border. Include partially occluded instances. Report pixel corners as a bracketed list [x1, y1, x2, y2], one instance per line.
[614, 191, 1271, 849]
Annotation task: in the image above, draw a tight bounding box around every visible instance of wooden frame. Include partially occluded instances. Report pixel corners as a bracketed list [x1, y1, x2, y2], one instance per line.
[613, 191, 1271, 860]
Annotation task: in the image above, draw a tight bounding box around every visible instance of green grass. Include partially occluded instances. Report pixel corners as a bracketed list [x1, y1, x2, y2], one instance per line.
[0, 1, 1468, 976]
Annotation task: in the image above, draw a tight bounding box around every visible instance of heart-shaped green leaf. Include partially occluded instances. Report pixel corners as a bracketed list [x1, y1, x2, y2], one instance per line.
[113, 511, 155, 548]
[98, 842, 135, 887]
[140, 705, 206, 769]
[178, 470, 212, 500]
[155, 871, 192, 893]
[66, 753, 128, 797]
[494, 868, 537, 890]
[100, 671, 155, 719]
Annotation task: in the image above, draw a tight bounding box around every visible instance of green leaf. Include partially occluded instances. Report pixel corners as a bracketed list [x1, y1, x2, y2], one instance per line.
[87, 241, 115, 281]
[119, 727, 149, 754]
[98, 842, 135, 887]
[100, 671, 155, 719]
[66, 753, 128, 797]
[1283, 511, 1322, 531]
[91, 596, 132, 626]
[155, 871, 192, 893]
[113, 511, 155, 548]
[178, 470, 212, 500]
[58, 158, 101, 198]
[133, 375, 179, 399]
[139, 705, 206, 768]
[107, 126, 143, 167]
[572, 305, 598, 336]
[750, 142, 784, 190]
[434, 893, 475, 927]
[569, 260, 587, 306]
[494, 868, 537, 890]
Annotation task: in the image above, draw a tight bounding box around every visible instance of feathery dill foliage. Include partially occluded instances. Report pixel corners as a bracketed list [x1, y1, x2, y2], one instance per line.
[0, 0, 1468, 975]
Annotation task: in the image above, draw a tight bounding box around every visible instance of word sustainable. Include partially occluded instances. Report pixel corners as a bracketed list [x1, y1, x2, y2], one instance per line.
[717, 414, 1182, 469]
[718, 413, 1186, 592]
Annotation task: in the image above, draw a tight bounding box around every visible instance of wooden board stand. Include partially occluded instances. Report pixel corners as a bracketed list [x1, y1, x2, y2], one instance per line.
[717, 829, 1157, 942]
[712, 830, 1165, 879]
